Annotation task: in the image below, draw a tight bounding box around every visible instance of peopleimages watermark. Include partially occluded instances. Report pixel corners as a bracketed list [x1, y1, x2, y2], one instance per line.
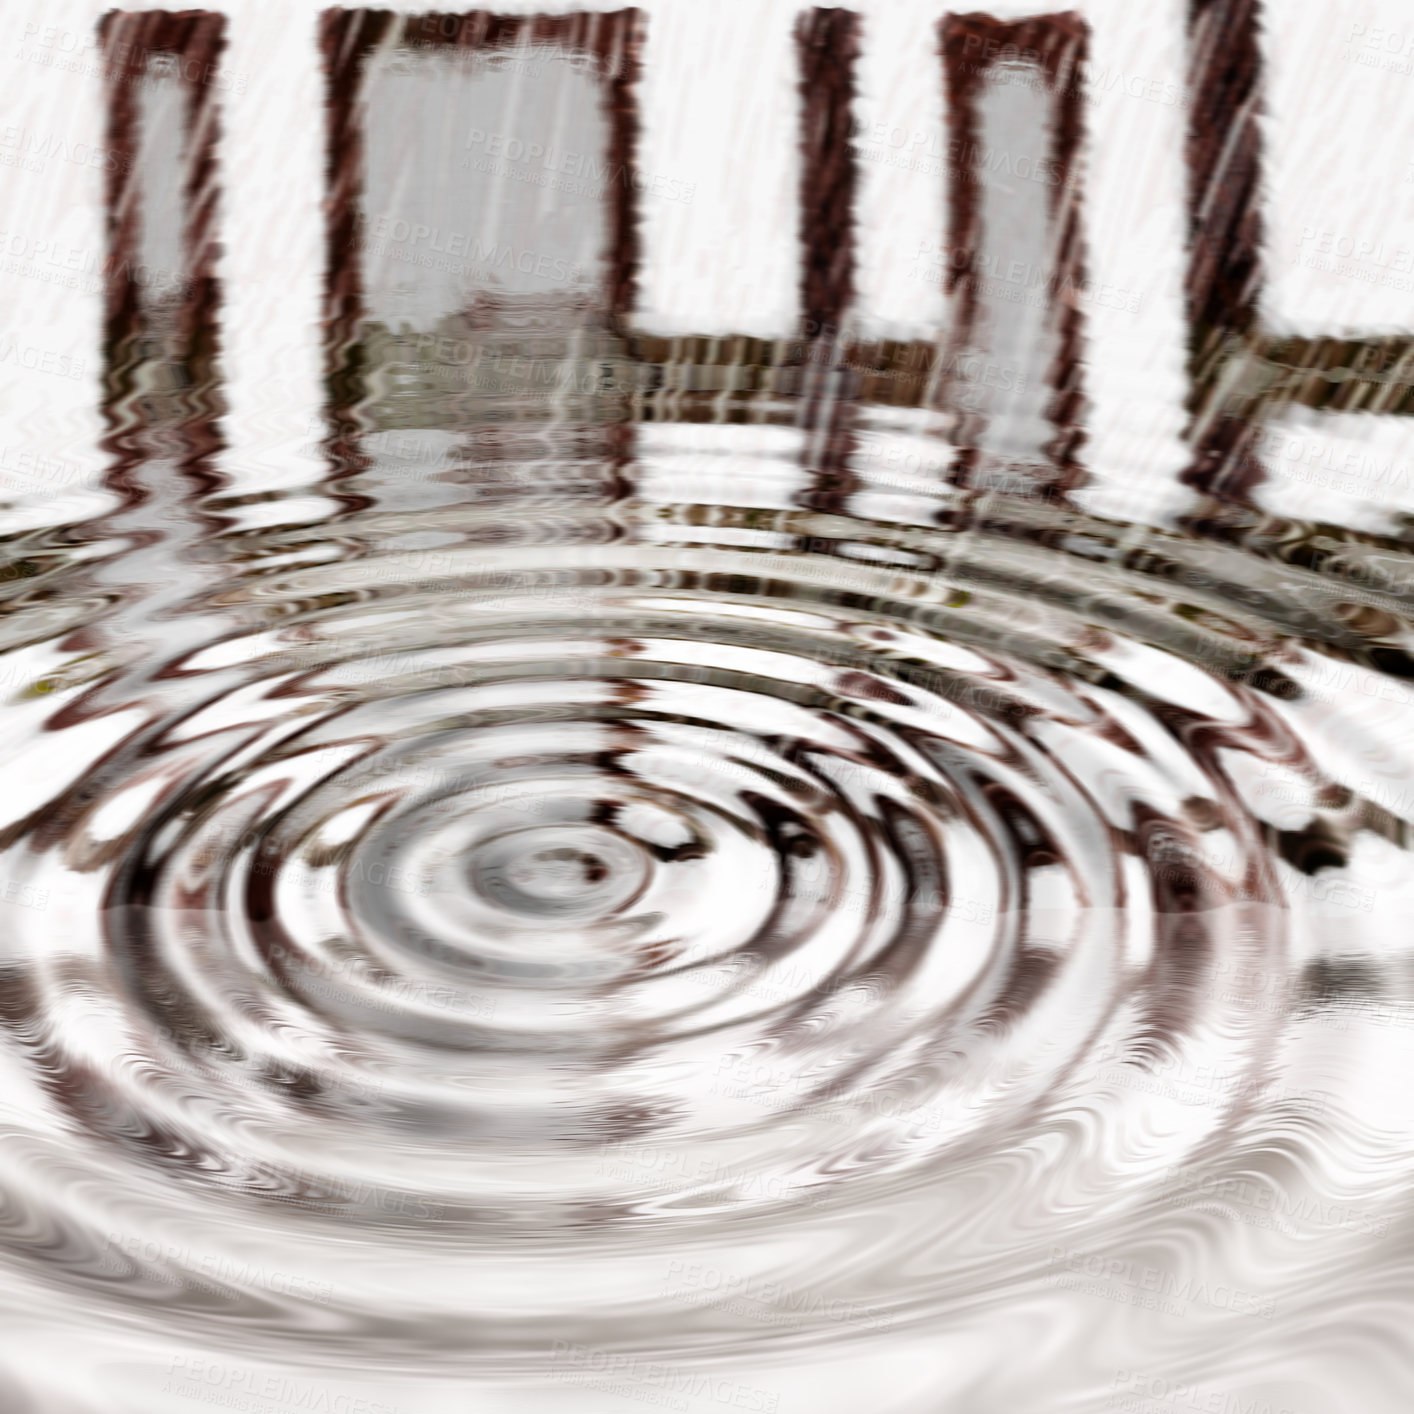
[680, 913, 991, 1010]
[549, 1342, 779, 1412]
[0, 878, 48, 910]
[1296, 223, 1414, 265]
[661, 1258, 895, 1332]
[256, 1163, 443, 1220]
[911, 240, 1143, 314]
[325, 332, 639, 400]
[316, 632, 579, 686]
[950, 33, 1193, 108]
[851, 128, 1066, 186]
[1108, 1369, 1298, 1414]
[263, 940, 497, 1020]
[595, 1139, 829, 1207]
[358, 213, 588, 286]
[0, 122, 132, 177]
[408, 21, 623, 77]
[107, 1237, 334, 1304]
[1251, 423, 1414, 504]
[147, 1020, 389, 1104]
[0, 224, 189, 299]
[1156, 1168, 1389, 1238]
[1293, 226, 1414, 292]
[163, 1357, 401, 1414]
[1256, 758, 1414, 819]
[305, 415, 624, 455]
[781, 323, 1031, 400]
[463, 127, 696, 203]
[1092, 1039, 1331, 1114]
[0, 335, 85, 381]
[16, 24, 248, 92]
[1148, 814, 1374, 916]
[335, 748, 555, 810]
[1346, 21, 1414, 77]
[1318, 997, 1414, 1033]
[393, 29, 543, 78]
[196, 823, 433, 898]
[710, 1051, 953, 1135]
[1046, 1247, 1277, 1320]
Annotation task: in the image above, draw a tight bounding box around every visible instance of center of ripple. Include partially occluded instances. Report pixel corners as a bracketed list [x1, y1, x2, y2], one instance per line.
[469, 824, 649, 920]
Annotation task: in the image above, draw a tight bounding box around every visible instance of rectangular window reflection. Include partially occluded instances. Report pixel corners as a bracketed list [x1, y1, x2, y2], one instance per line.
[99, 11, 225, 463]
[939, 13, 1088, 496]
[323, 11, 642, 436]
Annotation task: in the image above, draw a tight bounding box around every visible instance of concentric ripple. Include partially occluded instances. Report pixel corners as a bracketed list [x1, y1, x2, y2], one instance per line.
[0, 424, 1411, 1392]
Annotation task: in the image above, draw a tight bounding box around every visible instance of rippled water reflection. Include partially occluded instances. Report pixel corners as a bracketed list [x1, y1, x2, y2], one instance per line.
[6, 381, 1413, 1408]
